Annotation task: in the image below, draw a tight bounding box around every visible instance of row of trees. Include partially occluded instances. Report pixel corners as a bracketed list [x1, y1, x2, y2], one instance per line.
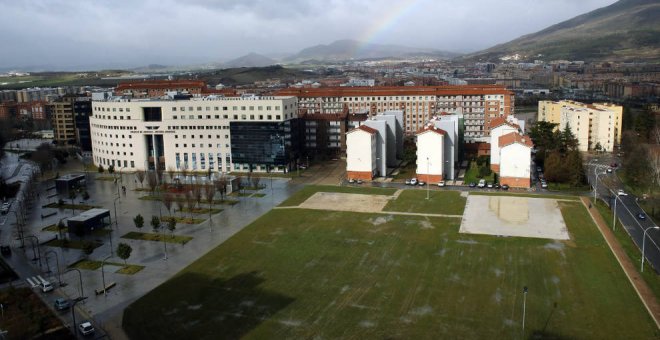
[528, 121, 585, 187]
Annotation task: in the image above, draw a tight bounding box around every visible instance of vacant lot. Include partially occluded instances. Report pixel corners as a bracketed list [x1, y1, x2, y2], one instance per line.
[124, 189, 658, 339]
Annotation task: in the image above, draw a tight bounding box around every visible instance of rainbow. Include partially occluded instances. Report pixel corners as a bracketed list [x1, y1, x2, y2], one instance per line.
[353, 0, 423, 58]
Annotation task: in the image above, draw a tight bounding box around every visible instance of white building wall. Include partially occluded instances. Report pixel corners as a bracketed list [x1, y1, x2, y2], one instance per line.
[346, 131, 376, 173]
[416, 132, 444, 177]
[490, 124, 518, 166]
[90, 96, 298, 172]
[559, 108, 590, 152]
[500, 143, 531, 179]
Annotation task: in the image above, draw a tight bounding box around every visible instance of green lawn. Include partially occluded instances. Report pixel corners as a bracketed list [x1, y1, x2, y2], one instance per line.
[384, 190, 466, 215]
[179, 207, 223, 215]
[161, 216, 205, 225]
[44, 239, 102, 250]
[464, 161, 495, 185]
[121, 231, 193, 244]
[279, 185, 397, 207]
[123, 203, 658, 339]
[70, 259, 145, 274]
[43, 202, 99, 210]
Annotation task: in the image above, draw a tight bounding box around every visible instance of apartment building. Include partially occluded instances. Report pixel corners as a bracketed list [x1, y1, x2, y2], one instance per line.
[51, 96, 77, 145]
[115, 80, 237, 99]
[538, 100, 622, 151]
[274, 85, 514, 142]
[89, 95, 300, 173]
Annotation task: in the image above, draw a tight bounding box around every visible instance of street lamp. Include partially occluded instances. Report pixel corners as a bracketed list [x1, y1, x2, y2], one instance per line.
[71, 296, 88, 334]
[44, 250, 62, 286]
[522, 286, 528, 338]
[65, 268, 84, 298]
[101, 254, 112, 296]
[641, 226, 659, 273]
[113, 196, 120, 231]
[24, 235, 41, 268]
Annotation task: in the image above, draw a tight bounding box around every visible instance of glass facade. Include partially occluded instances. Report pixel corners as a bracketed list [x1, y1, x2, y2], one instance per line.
[230, 120, 302, 170]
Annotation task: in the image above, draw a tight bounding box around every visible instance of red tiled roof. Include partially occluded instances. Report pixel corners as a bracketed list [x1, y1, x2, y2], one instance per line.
[273, 85, 513, 98]
[489, 116, 519, 130]
[416, 125, 446, 136]
[116, 80, 206, 91]
[348, 125, 378, 135]
[499, 132, 533, 148]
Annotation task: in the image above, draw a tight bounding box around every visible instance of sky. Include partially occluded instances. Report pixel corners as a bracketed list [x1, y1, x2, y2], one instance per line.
[0, 0, 619, 70]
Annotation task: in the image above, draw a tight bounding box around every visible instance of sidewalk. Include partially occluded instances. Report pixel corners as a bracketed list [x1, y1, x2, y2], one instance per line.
[581, 196, 660, 329]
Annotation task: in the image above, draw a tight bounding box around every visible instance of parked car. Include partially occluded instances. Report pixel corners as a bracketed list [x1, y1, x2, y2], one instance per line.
[610, 163, 618, 168]
[606, 168, 613, 173]
[468, 182, 477, 188]
[437, 181, 445, 187]
[54, 298, 70, 311]
[0, 203, 9, 215]
[617, 189, 628, 196]
[348, 178, 355, 184]
[405, 179, 411, 185]
[410, 178, 418, 185]
[0, 246, 10, 256]
[501, 184, 510, 190]
[637, 213, 647, 220]
[78, 321, 95, 336]
[487, 182, 493, 188]
[536, 166, 542, 172]
[356, 179, 363, 185]
[477, 179, 486, 188]
[494, 183, 501, 189]
[541, 181, 548, 189]
[418, 181, 425, 186]
[41, 281, 54, 293]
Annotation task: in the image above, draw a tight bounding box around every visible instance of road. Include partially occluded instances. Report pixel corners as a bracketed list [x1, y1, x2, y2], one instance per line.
[585, 153, 660, 274]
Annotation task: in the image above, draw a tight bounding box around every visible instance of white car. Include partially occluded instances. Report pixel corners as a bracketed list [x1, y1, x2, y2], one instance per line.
[41, 281, 54, 293]
[617, 189, 628, 196]
[418, 181, 426, 186]
[405, 179, 411, 185]
[437, 181, 445, 187]
[410, 178, 418, 185]
[477, 179, 486, 188]
[79, 321, 95, 336]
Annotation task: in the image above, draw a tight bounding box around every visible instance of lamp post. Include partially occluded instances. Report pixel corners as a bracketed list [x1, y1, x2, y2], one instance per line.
[44, 250, 62, 286]
[522, 286, 528, 338]
[71, 296, 88, 334]
[24, 235, 41, 267]
[101, 254, 112, 296]
[641, 226, 660, 273]
[8, 211, 24, 248]
[65, 268, 84, 298]
[612, 192, 618, 232]
[113, 196, 120, 231]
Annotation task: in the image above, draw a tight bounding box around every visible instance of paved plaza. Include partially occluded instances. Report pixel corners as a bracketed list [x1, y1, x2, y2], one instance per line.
[459, 195, 570, 240]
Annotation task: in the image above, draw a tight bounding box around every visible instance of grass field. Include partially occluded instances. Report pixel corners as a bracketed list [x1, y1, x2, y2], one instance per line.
[383, 190, 466, 215]
[124, 191, 658, 339]
[279, 185, 397, 207]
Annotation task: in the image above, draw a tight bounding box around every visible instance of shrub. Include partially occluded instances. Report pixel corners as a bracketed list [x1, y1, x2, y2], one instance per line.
[98, 165, 105, 173]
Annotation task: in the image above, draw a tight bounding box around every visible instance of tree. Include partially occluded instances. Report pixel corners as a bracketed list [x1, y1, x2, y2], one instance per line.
[68, 190, 77, 215]
[174, 194, 185, 218]
[185, 190, 195, 219]
[594, 142, 603, 153]
[251, 176, 261, 189]
[167, 218, 176, 236]
[57, 219, 66, 240]
[166, 167, 177, 188]
[561, 123, 578, 152]
[566, 150, 585, 187]
[135, 170, 145, 188]
[151, 215, 161, 232]
[214, 175, 228, 200]
[192, 185, 202, 210]
[146, 171, 158, 194]
[108, 165, 115, 174]
[133, 214, 144, 230]
[162, 193, 174, 217]
[116, 243, 132, 265]
[543, 151, 565, 183]
[635, 108, 656, 142]
[98, 165, 105, 173]
[236, 175, 244, 194]
[203, 182, 215, 231]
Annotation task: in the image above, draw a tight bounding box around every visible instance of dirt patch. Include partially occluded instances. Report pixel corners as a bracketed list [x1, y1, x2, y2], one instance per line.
[298, 192, 391, 213]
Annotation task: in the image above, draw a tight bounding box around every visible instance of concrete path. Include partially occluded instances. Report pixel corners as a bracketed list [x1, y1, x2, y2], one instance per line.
[274, 206, 462, 218]
[580, 196, 660, 329]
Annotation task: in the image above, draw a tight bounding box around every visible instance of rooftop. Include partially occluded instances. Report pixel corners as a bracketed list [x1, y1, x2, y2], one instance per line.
[499, 132, 533, 148]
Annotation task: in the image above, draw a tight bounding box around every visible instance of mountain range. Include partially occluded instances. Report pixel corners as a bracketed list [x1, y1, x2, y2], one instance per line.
[465, 0, 660, 62]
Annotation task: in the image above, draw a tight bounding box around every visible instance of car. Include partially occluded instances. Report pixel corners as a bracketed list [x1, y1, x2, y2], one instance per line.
[418, 181, 425, 186]
[348, 178, 355, 184]
[78, 321, 95, 336]
[610, 163, 618, 168]
[477, 179, 486, 188]
[437, 181, 445, 187]
[541, 182, 548, 189]
[606, 168, 613, 173]
[494, 183, 501, 189]
[54, 298, 70, 311]
[468, 182, 477, 188]
[356, 179, 363, 184]
[410, 178, 418, 185]
[617, 189, 628, 196]
[487, 182, 493, 188]
[41, 281, 54, 293]
[538, 173, 545, 179]
[536, 166, 542, 172]
[637, 213, 647, 220]
[0, 246, 10, 256]
[405, 179, 411, 185]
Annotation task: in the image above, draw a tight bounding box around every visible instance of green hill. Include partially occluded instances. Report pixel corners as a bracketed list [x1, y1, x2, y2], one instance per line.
[465, 0, 660, 62]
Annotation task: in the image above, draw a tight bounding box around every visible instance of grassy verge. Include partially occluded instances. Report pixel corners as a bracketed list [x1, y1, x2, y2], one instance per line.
[546, 182, 591, 193]
[252, 193, 266, 198]
[44, 239, 102, 250]
[121, 231, 193, 244]
[43, 202, 99, 210]
[179, 207, 223, 215]
[96, 176, 116, 181]
[391, 163, 416, 181]
[384, 190, 466, 215]
[161, 216, 205, 224]
[123, 203, 658, 339]
[70, 259, 145, 274]
[464, 161, 495, 184]
[41, 224, 58, 232]
[279, 185, 397, 207]
[0, 287, 69, 338]
[230, 192, 253, 197]
[592, 199, 660, 299]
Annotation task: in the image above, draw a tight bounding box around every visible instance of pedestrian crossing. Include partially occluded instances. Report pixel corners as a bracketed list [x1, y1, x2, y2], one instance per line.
[26, 275, 47, 288]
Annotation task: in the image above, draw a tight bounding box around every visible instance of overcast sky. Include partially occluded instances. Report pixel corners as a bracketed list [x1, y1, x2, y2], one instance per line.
[0, 0, 618, 70]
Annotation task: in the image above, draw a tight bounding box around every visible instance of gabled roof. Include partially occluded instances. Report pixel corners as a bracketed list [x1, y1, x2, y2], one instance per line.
[489, 116, 519, 130]
[499, 132, 533, 148]
[416, 125, 446, 136]
[348, 125, 378, 135]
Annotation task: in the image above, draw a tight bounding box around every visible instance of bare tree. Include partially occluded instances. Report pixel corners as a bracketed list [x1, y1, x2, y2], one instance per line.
[203, 182, 215, 232]
[185, 190, 194, 220]
[236, 175, 244, 194]
[174, 194, 185, 218]
[146, 171, 158, 195]
[166, 167, 177, 189]
[192, 185, 202, 210]
[162, 193, 174, 218]
[180, 164, 189, 190]
[251, 176, 261, 189]
[214, 175, 228, 200]
[135, 170, 146, 189]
